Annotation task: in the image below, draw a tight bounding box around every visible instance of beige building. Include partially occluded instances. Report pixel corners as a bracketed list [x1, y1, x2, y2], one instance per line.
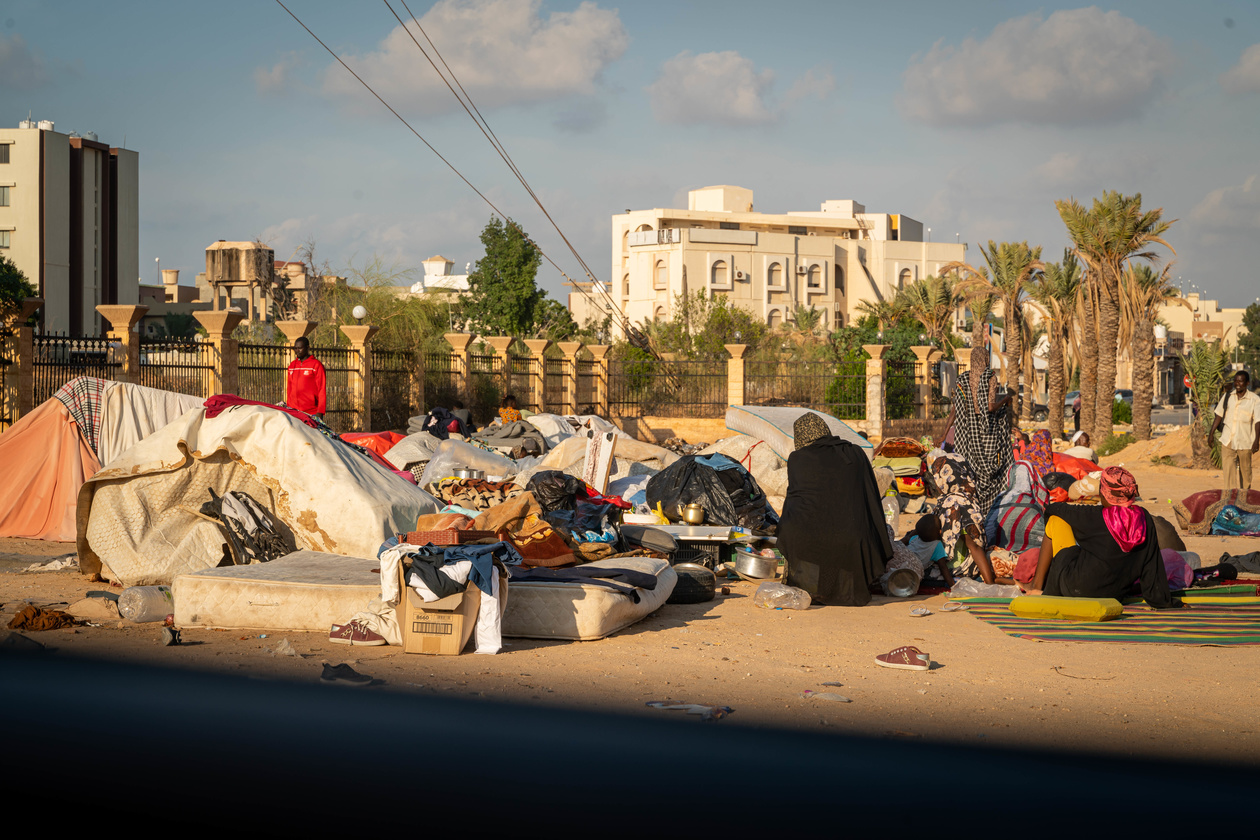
[0, 119, 139, 334]
[1158, 292, 1250, 348]
[570, 185, 965, 330]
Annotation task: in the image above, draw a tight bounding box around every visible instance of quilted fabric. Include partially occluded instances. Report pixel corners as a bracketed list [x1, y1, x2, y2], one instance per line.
[173, 550, 378, 631]
[501, 556, 676, 641]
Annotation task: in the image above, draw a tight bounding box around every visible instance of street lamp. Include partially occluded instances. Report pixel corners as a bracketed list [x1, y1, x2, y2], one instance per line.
[926, 227, 932, 243]
[352, 305, 367, 324]
[155, 256, 160, 283]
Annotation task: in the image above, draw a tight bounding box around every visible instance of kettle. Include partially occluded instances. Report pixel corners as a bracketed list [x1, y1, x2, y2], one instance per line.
[681, 502, 706, 525]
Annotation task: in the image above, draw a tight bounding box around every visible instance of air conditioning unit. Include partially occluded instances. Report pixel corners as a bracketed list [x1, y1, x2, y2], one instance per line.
[796, 266, 808, 275]
[734, 270, 746, 280]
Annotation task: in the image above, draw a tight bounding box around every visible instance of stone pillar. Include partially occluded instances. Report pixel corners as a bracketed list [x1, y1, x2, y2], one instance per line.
[276, 320, 317, 345]
[342, 324, 380, 432]
[486, 336, 514, 405]
[725, 343, 748, 407]
[911, 345, 935, 420]
[588, 344, 610, 416]
[444, 332, 473, 401]
[195, 310, 245, 396]
[96, 304, 149, 385]
[558, 341, 582, 416]
[863, 344, 889, 441]
[523, 339, 552, 412]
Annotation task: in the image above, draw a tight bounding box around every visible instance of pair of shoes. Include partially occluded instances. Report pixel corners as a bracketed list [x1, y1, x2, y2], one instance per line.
[160, 627, 181, 646]
[320, 663, 372, 687]
[875, 645, 931, 671]
[329, 620, 387, 646]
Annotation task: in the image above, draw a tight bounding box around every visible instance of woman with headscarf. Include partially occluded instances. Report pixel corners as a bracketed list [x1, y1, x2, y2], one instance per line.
[938, 341, 1015, 517]
[1023, 429, 1055, 479]
[778, 412, 891, 606]
[1025, 466, 1175, 608]
[925, 452, 1004, 584]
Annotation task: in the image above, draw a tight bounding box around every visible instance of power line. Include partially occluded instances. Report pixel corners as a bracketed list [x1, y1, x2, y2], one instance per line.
[272, 0, 627, 339]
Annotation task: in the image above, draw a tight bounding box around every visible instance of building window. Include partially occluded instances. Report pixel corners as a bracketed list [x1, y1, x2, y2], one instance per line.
[835, 266, 845, 295]
[768, 309, 782, 329]
[807, 265, 821, 288]
[654, 305, 667, 321]
[834, 309, 844, 328]
[788, 225, 807, 235]
[0, 186, 9, 206]
[0, 144, 9, 164]
[719, 221, 740, 230]
[711, 260, 728, 286]
[0, 231, 10, 249]
[654, 259, 668, 290]
[622, 273, 630, 297]
[898, 268, 913, 287]
[768, 262, 783, 288]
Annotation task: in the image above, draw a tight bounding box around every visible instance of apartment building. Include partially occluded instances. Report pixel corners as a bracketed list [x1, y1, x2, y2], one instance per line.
[0, 119, 139, 334]
[570, 185, 965, 330]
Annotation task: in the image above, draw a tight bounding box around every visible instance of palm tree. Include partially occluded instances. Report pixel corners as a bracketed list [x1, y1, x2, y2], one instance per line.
[1074, 278, 1099, 440]
[790, 304, 825, 336]
[1120, 263, 1189, 441]
[853, 298, 904, 331]
[1056, 191, 1176, 443]
[894, 275, 964, 357]
[1030, 251, 1083, 438]
[1179, 340, 1230, 470]
[942, 241, 1044, 420]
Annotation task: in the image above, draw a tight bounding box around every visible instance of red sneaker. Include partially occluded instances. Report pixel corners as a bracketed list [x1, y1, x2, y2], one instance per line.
[874, 645, 931, 671]
[328, 620, 386, 646]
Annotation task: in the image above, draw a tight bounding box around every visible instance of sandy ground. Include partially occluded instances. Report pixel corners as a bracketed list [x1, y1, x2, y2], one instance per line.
[3, 458, 1258, 767]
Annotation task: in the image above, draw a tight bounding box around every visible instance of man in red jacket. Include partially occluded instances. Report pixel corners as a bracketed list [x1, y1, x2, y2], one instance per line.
[286, 337, 327, 418]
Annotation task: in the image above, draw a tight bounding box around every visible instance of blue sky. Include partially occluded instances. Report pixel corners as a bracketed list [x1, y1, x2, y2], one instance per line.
[3, 1, 1259, 307]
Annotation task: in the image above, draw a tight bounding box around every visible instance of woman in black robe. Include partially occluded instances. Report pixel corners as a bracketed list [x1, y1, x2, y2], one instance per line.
[779, 413, 891, 606]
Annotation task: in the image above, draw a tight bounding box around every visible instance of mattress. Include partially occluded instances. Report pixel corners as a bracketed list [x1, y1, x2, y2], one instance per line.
[726, 405, 872, 463]
[173, 551, 379, 632]
[502, 556, 677, 641]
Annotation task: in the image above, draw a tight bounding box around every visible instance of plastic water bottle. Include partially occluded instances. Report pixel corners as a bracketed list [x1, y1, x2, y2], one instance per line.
[753, 582, 812, 610]
[882, 489, 901, 533]
[118, 586, 174, 623]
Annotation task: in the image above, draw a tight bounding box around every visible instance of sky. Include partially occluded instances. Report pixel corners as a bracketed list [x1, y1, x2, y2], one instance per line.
[3, 0, 1259, 308]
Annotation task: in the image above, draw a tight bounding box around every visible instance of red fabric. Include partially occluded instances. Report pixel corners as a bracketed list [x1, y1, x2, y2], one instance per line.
[577, 487, 632, 510]
[1052, 452, 1097, 480]
[203, 395, 319, 428]
[1102, 506, 1147, 552]
[1015, 547, 1040, 584]
[286, 357, 327, 415]
[1099, 466, 1139, 506]
[341, 431, 405, 457]
[1049, 487, 1069, 504]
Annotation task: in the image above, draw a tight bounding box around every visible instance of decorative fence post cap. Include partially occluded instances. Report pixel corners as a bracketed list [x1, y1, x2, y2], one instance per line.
[724, 343, 749, 360]
[341, 324, 380, 345]
[195, 309, 245, 339]
[275, 320, 317, 343]
[96, 304, 149, 333]
[1, 296, 44, 326]
[587, 344, 611, 360]
[910, 345, 935, 362]
[862, 343, 890, 360]
[444, 332, 474, 353]
[557, 341, 583, 358]
[485, 336, 514, 355]
[523, 339, 552, 355]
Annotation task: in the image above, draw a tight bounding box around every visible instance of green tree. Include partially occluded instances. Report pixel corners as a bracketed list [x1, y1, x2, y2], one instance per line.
[1179, 339, 1230, 470]
[462, 217, 542, 338]
[853, 298, 905, 331]
[892, 274, 963, 357]
[1238, 302, 1260, 369]
[163, 312, 198, 338]
[1057, 191, 1175, 441]
[1119, 263, 1187, 440]
[1029, 250, 1083, 437]
[642, 292, 767, 360]
[532, 297, 578, 341]
[0, 255, 38, 314]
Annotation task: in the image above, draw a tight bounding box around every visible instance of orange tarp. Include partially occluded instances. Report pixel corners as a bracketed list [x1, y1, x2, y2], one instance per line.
[340, 431, 405, 458]
[0, 400, 100, 541]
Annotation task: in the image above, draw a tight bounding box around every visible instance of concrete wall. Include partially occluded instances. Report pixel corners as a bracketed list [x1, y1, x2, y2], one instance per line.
[114, 147, 139, 307]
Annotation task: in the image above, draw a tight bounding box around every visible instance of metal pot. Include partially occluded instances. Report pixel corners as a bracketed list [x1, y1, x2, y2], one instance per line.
[452, 468, 485, 480]
[681, 502, 706, 525]
[734, 546, 779, 580]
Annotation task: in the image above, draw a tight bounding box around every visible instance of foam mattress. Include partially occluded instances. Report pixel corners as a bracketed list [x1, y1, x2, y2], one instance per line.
[502, 556, 676, 641]
[726, 405, 872, 462]
[173, 551, 379, 632]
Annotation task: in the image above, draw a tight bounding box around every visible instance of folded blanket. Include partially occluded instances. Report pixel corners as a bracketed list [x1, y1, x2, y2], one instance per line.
[432, 478, 523, 512]
[1175, 489, 1260, 535]
[474, 420, 548, 457]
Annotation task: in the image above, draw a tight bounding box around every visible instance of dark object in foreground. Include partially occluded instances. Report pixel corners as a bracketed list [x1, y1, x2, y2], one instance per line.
[320, 662, 372, 686]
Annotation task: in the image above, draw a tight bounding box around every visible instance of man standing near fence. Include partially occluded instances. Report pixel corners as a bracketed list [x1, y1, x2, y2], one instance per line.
[286, 337, 326, 419]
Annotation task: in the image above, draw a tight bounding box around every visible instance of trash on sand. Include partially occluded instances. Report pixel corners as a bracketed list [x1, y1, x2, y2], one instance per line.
[800, 690, 852, 703]
[941, 601, 969, 612]
[645, 701, 733, 721]
[7, 605, 77, 631]
[22, 556, 78, 573]
[321, 663, 373, 687]
[752, 582, 811, 611]
[274, 638, 300, 657]
[160, 626, 181, 646]
[821, 681, 844, 687]
[910, 607, 932, 617]
[118, 585, 174, 623]
[66, 596, 121, 621]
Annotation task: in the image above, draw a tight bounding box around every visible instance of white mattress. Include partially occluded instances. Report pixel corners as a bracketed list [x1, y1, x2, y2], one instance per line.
[726, 405, 873, 462]
[173, 551, 379, 632]
[502, 556, 676, 641]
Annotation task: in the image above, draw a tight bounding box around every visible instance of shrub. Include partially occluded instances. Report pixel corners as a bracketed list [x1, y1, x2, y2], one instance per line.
[1112, 399, 1132, 424]
[1097, 432, 1134, 457]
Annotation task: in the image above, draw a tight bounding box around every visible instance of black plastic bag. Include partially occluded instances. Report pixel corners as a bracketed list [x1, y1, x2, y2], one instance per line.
[1042, 471, 1076, 493]
[646, 454, 776, 533]
[527, 470, 587, 513]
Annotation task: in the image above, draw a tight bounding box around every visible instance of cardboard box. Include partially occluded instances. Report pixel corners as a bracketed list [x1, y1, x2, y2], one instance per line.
[397, 561, 509, 655]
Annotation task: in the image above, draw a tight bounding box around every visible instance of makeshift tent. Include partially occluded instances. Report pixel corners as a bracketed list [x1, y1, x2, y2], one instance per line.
[726, 405, 873, 462]
[77, 404, 441, 586]
[0, 377, 203, 541]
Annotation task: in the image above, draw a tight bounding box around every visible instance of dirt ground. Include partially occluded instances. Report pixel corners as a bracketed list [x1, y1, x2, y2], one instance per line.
[3, 458, 1258, 766]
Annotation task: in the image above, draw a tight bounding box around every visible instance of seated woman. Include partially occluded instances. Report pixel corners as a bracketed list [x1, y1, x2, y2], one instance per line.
[779, 413, 892, 606]
[926, 452, 1007, 585]
[1063, 431, 1098, 463]
[498, 394, 523, 425]
[1026, 466, 1175, 608]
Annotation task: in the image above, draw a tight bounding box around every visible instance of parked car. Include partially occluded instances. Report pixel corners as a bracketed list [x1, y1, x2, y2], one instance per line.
[1064, 390, 1080, 412]
[1114, 389, 1133, 405]
[1032, 403, 1049, 421]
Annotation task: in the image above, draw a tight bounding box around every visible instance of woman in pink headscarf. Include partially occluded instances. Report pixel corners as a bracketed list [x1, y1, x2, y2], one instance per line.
[1025, 467, 1177, 608]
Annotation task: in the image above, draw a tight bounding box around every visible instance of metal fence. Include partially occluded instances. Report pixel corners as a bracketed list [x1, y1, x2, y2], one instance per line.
[469, 352, 506, 425]
[608, 357, 727, 417]
[371, 349, 415, 432]
[319, 347, 360, 433]
[423, 351, 459, 414]
[544, 358, 566, 409]
[237, 343, 294, 407]
[0, 328, 15, 432]
[886, 360, 918, 421]
[576, 358, 596, 414]
[508, 355, 538, 412]
[745, 360, 866, 420]
[32, 334, 120, 405]
[139, 337, 214, 396]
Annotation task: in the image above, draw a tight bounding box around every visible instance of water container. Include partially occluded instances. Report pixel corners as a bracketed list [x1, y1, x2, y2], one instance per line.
[118, 586, 173, 623]
[882, 496, 901, 533]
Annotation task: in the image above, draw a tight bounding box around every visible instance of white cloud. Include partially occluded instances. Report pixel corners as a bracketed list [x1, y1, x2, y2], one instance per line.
[1221, 43, 1260, 94]
[1033, 149, 1157, 189]
[321, 0, 627, 114]
[648, 51, 777, 125]
[900, 7, 1172, 125]
[1189, 175, 1260, 245]
[785, 65, 835, 104]
[0, 33, 51, 90]
[255, 52, 303, 96]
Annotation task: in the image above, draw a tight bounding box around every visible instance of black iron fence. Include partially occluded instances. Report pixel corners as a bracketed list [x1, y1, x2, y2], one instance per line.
[371, 349, 416, 432]
[508, 355, 538, 412]
[423, 351, 459, 414]
[886, 359, 918, 420]
[319, 347, 360, 434]
[0, 328, 15, 431]
[469, 352, 505, 425]
[139, 337, 214, 396]
[237, 343, 294, 407]
[32, 334, 120, 405]
[608, 358, 727, 418]
[577, 358, 596, 414]
[544, 358, 566, 409]
[745, 360, 866, 420]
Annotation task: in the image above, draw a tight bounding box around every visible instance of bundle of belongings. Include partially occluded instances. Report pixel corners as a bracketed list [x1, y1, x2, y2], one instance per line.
[409, 406, 473, 440]
[873, 437, 928, 497]
[646, 453, 777, 533]
[1175, 489, 1260, 536]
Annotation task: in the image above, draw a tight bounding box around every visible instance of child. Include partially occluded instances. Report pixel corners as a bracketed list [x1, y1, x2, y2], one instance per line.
[904, 513, 955, 587]
[499, 394, 522, 425]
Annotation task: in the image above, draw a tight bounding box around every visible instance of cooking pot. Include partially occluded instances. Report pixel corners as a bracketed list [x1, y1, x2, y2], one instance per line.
[681, 502, 706, 525]
[452, 468, 485, 480]
[733, 546, 779, 580]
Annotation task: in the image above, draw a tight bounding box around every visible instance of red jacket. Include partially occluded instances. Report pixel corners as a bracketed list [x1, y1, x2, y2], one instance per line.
[287, 357, 327, 415]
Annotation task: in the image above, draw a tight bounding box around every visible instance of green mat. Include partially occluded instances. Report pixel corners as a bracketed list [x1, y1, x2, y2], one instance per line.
[964, 600, 1260, 646]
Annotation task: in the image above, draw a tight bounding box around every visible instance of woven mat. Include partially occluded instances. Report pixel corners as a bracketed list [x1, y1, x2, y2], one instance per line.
[963, 597, 1260, 646]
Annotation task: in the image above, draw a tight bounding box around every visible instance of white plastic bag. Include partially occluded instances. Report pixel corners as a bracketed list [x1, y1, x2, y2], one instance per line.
[418, 439, 518, 487]
[753, 581, 812, 610]
[949, 578, 1022, 600]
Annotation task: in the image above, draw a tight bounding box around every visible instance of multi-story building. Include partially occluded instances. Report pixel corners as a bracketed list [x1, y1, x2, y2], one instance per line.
[0, 119, 139, 334]
[1158, 292, 1250, 348]
[569, 185, 966, 330]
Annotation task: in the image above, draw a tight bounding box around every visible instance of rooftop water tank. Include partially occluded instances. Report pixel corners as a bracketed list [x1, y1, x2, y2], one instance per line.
[84, 131, 98, 142]
[1154, 325, 1168, 341]
[37, 120, 54, 131]
[18, 119, 35, 129]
